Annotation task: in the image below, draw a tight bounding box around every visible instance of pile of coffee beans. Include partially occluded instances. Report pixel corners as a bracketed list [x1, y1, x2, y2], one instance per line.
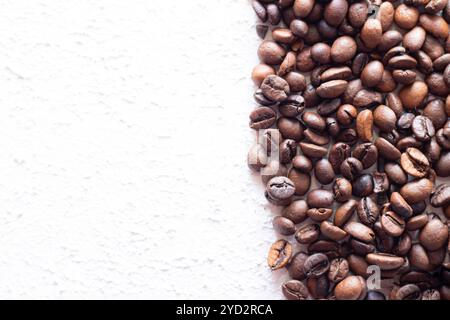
[248, 0, 450, 300]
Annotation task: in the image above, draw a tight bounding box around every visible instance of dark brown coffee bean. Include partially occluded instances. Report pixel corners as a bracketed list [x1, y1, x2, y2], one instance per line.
[302, 111, 326, 132]
[388, 54, 418, 70]
[433, 54, 450, 72]
[310, 43, 331, 64]
[307, 208, 333, 222]
[273, 216, 296, 235]
[352, 174, 373, 198]
[396, 136, 422, 152]
[419, 214, 449, 251]
[335, 104, 356, 126]
[290, 19, 309, 38]
[258, 40, 287, 65]
[282, 199, 308, 224]
[336, 128, 358, 145]
[357, 197, 379, 226]
[403, 26, 426, 52]
[252, 1, 267, 22]
[279, 95, 305, 118]
[289, 252, 308, 280]
[400, 178, 434, 204]
[296, 223, 320, 244]
[375, 137, 401, 161]
[407, 214, 429, 231]
[299, 142, 328, 158]
[397, 112, 415, 131]
[351, 53, 369, 76]
[315, 159, 335, 185]
[424, 99, 447, 131]
[386, 93, 404, 118]
[373, 105, 397, 133]
[328, 258, 349, 283]
[377, 1, 395, 32]
[282, 280, 310, 300]
[390, 192, 413, 218]
[317, 99, 341, 116]
[320, 221, 347, 241]
[261, 75, 290, 102]
[347, 254, 370, 278]
[268, 239, 292, 270]
[399, 81, 429, 110]
[307, 275, 330, 299]
[307, 189, 334, 208]
[254, 88, 276, 106]
[340, 158, 363, 181]
[366, 253, 405, 271]
[334, 199, 357, 227]
[348, 2, 368, 28]
[376, 70, 396, 93]
[267, 4, 282, 25]
[278, 51, 297, 76]
[415, 50, 433, 74]
[353, 89, 383, 108]
[334, 276, 367, 300]
[432, 184, 450, 208]
[353, 143, 378, 169]
[395, 284, 422, 300]
[400, 147, 430, 178]
[284, 72, 307, 92]
[316, 80, 348, 99]
[381, 211, 405, 237]
[334, 177, 353, 202]
[296, 47, 316, 72]
[412, 115, 435, 142]
[344, 222, 375, 243]
[293, 0, 314, 18]
[278, 117, 304, 141]
[392, 69, 416, 85]
[426, 73, 449, 97]
[377, 30, 403, 52]
[385, 162, 408, 185]
[350, 238, 376, 256]
[249, 107, 277, 130]
[361, 19, 382, 49]
[361, 61, 384, 88]
[288, 168, 311, 196]
[437, 127, 450, 149]
[329, 143, 350, 173]
[393, 233, 412, 256]
[317, 20, 338, 40]
[304, 129, 329, 145]
[279, 139, 297, 164]
[266, 176, 296, 205]
[331, 36, 357, 63]
[320, 67, 352, 83]
[291, 155, 312, 172]
[303, 253, 330, 278]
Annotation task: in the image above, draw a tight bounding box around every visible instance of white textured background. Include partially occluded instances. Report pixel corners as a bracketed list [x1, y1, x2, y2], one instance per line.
[0, 0, 287, 299]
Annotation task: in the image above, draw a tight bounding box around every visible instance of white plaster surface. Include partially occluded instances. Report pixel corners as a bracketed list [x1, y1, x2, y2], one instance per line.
[0, 0, 287, 299]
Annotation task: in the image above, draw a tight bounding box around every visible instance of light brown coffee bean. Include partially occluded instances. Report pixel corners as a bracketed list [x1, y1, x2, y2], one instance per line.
[331, 36, 357, 63]
[400, 178, 434, 204]
[360, 19, 382, 49]
[400, 148, 430, 178]
[394, 4, 419, 30]
[398, 81, 428, 110]
[403, 26, 426, 52]
[376, 2, 394, 32]
[268, 239, 292, 270]
[258, 40, 287, 65]
[361, 61, 384, 88]
[356, 109, 373, 142]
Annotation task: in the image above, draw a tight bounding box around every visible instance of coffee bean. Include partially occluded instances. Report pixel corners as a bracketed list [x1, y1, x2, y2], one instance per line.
[320, 221, 347, 241]
[334, 199, 357, 227]
[366, 253, 405, 271]
[307, 189, 334, 208]
[424, 100, 446, 130]
[273, 216, 296, 235]
[282, 280, 310, 300]
[392, 69, 416, 85]
[317, 99, 340, 116]
[320, 66, 352, 83]
[279, 139, 297, 164]
[386, 92, 404, 118]
[256, 24, 269, 39]
[420, 14, 449, 39]
[261, 75, 290, 102]
[361, 61, 384, 88]
[283, 199, 309, 224]
[431, 184, 450, 207]
[378, 30, 403, 52]
[293, 0, 314, 18]
[395, 284, 422, 300]
[390, 192, 413, 218]
[258, 40, 286, 65]
[400, 147, 430, 178]
[419, 214, 449, 251]
[350, 239, 376, 256]
[373, 172, 389, 194]
[406, 214, 429, 231]
[340, 158, 363, 181]
[266, 176, 296, 205]
[344, 222, 375, 243]
[314, 159, 335, 185]
[373, 105, 397, 133]
[292, 155, 312, 172]
[400, 178, 434, 204]
[437, 127, 450, 149]
[399, 81, 429, 110]
[296, 47, 316, 72]
[394, 4, 419, 30]
[352, 174, 374, 198]
[278, 51, 297, 76]
[328, 258, 349, 283]
[336, 104, 357, 126]
[334, 275, 367, 300]
[267, 4, 282, 25]
[331, 36, 357, 63]
[303, 253, 330, 278]
[375, 137, 401, 161]
[254, 88, 276, 106]
[278, 117, 304, 141]
[290, 19, 309, 38]
[329, 142, 351, 173]
[353, 89, 383, 108]
[288, 168, 311, 196]
[381, 211, 406, 237]
[299, 142, 328, 158]
[252, 64, 275, 86]
[284, 72, 307, 92]
[304, 129, 329, 145]
[268, 239, 293, 270]
[403, 26, 426, 52]
[302, 111, 326, 132]
[307, 208, 333, 222]
[316, 80, 348, 99]
[357, 197, 379, 226]
[393, 233, 412, 257]
[289, 252, 308, 280]
[353, 143, 378, 169]
[334, 178, 353, 202]
[252, 1, 267, 22]
[279, 95, 305, 118]
[385, 162, 408, 185]
[361, 19, 382, 49]
[306, 275, 330, 299]
[249, 107, 277, 130]
[296, 224, 320, 244]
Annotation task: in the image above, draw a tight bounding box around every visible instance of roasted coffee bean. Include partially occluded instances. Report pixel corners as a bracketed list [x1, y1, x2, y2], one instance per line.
[373, 105, 397, 133]
[415, 50, 433, 74]
[329, 143, 351, 174]
[431, 184, 450, 207]
[314, 159, 335, 185]
[357, 197, 379, 226]
[352, 174, 374, 198]
[261, 75, 290, 102]
[258, 40, 287, 65]
[273, 216, 296, 236]
[366, 253, 405, 271]
[344, 222, 375, 243]
[390, 192, 413, 218]
[307, 189, 334, 208]
[420, 14, 449, 39]
[399, 81, 429, 110]
[394, 4, 419, 30]
[317, 99, 341, 116]
[316, 80, 348, 99]
[290, 19, 309, 38]
[343, 79, 363, 104]
[279, 95, 305, 118]
[267, 5, 282, 25]
[279, 139, 297, 164]
[289, 252, 308, 280]
[424, 100, 446, 131]
[426, 73, 449, 97]
[378, 30, 403, 52]
[403, 26, 426, 52]
[256, 24, 269, 39]
[283, 199, 309, 224]
[296, 223, 320, 244]
[385, 162, 408, 185]
[310, 43, 331, 64]
[334, 276, 367, 300]
[328, 258, 349, 283]
[249, 107, 277, 130]
[336, 104, 357, 126]
[392, 69, 416, 85]
[299, 142, 328, 158]
[334, 199, 357, 227]
[353, 143, 378, 169]
[288, 168, 311, 196]
[400, 178, 434, 204]
[397, 136, 422, 152]
[268, 239, 292, 270]
[386, 93, 404, 118]
[353, 89, 383, 108]
[252, 64, 275, 86]
[292, 155, 312, 172]
[307, 208, 333, 222]
[381, 211, 406, 237]
[254, 88, 276, 106]
[393, 233, 412, 257]
[375, 137, 401, 161]
[296, 47, 316, 72]
[361, 19, 382, 49]
[320, 66, 352, 83]
[336, 128, 358, 145]
[406, 214, 429, 231]
[320, 221, 347, 241]
[278, 117, 304, 141]
[302, 111, 326, 132]
[435, 54, 450, 72]
[361, 61, 384, 88]
[400, 147, 430, 178]
[282, 280, 310, 300]
[331, 36, 357, 63]
[334, 178, 353, 202]
[266, 176, 296, 205]
[252, 1, 267, 22]
[395, 284, 422, 300]
[303, 253, 330, 278]
[397, 112, 415, 131]
[340, 158, 363, 181]
[437, 127, 450, 149]
[350, 238, 376, 256]
[284, 72, 307, 92]
[419, 214, 449, 251]
[307, 275, 330, 299]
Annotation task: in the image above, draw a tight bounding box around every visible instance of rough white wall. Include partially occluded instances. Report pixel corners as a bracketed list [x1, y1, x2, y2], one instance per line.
[0, 0, 286, 299]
